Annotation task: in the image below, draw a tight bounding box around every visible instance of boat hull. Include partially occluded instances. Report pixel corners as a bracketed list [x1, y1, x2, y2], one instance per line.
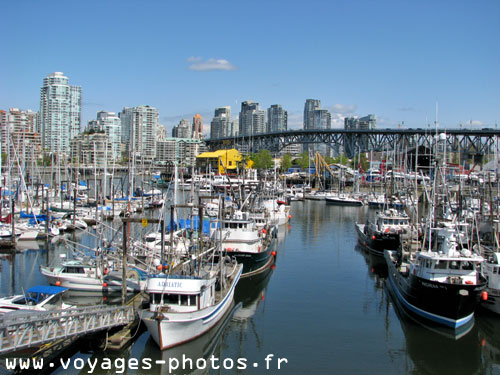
[355, 223, 400, 256]
[385, 251, 485, 328]
[228, 243, 274, 275]
[325, 197, 363, 206]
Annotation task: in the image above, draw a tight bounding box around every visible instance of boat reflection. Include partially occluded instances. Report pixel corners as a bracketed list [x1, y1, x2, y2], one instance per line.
[233, 261, 274, 324]
[385, 280, 481, 375]
[476, 309, 500, 372]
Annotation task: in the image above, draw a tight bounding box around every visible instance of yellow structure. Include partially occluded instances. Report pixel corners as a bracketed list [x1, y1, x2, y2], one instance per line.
[196, 149, 253, 174]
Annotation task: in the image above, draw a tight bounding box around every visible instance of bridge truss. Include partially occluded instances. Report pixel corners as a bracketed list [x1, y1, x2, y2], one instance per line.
[206, 129, 500, 158]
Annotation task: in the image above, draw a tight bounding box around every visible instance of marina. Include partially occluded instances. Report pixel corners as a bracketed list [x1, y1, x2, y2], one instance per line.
[0, 192, 500, 373]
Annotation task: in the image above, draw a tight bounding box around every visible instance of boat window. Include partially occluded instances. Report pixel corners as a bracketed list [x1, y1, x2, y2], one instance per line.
[63, 267, 86, 274]
[163, 294, 180, 304]
[230, 223, 237, 229]
[239, 223, 243, 229]
[450, 261, 460, 270]
[180, 295, 189, 306]
[434, 260, 447, 269]
[461, 262, 474, 271]
[189, 295, 196, 306]
[150, 293, 160, 304]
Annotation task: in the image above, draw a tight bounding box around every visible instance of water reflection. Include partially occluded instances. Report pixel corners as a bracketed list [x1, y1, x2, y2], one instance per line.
[385, 278, 482, 375]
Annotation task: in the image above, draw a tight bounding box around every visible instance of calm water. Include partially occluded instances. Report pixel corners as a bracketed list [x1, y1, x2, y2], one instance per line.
[2, 200, 500, 374]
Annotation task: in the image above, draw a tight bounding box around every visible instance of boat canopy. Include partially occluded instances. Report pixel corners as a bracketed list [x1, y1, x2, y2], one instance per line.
[26, 285, 68, 295]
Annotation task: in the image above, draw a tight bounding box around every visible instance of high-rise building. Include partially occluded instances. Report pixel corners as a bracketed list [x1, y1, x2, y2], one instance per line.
[39, 72, 81, 156]
[313, 109, 331, 130]
[303, 99, 321, 130]
[239, 101, 265, 136]
[192, 114, 203, 139]
[344, 114, 376, 155]
[210, 106, 232, 139]
[1, 108, 41, 163]
[95, 111, 122, 160]
[172, 119, 192, 138]
[267, 104, 288, 132]
[119, 105, 158, 162]
[344, 114, 376, 130]
[156, 138, 206, 166]
[302, 99, 331, 156]
[70, 132, 113, 168]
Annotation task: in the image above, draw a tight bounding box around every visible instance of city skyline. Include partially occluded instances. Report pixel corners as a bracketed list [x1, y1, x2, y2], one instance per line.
[1, 0, 499, 134]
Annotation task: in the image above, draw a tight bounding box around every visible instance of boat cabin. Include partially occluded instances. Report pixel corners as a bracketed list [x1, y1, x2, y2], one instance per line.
[411, 252, 483, 284]
[147, 274, 216, 313]
[373, 209, 410, 233]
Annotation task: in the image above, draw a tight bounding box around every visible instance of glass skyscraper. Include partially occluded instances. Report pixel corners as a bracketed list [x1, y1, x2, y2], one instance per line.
[267, 104, 287, 132]
[39, 72, 81, 156]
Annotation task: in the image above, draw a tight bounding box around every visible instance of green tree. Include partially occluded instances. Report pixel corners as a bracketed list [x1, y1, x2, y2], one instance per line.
[332, 153, 350, 166]
[350, 153, 370, 171]
[250, 149, 274, 170]
[280, 153, 293, 172]
[295, 152, 310, 170]
[324, 156, 335, 165]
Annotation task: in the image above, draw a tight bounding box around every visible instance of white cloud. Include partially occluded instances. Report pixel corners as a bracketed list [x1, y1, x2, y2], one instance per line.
[187, 57, 238, 71]
[327, 104, 357, 114]
[469, 120, 484, 126]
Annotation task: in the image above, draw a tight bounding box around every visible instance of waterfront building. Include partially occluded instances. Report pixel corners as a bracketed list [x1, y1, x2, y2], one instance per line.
[267, 104, 287, 132]
[172, 119, 192, 138]
[0, 108, 41, 164]
[155, 137, 206, 166]
[95, 111, 121, 160]
[239, 101, 266, 136]
[70, 131, 113, 168]
[0, 110, 7, 154]
[192, 114, 203, 139]
[39, 72, 81, 157]
[196, 149, 249, 174]
[119, 105, 158, 163]
[280, 143, 302, 157]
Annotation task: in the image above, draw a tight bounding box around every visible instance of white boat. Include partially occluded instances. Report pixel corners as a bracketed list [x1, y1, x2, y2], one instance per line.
[481, 252, 500, 314]
[0, 285, 71, 315]
[142, 257, 243, 349]
[40, 260, 144, 292]
[325, 193, 364, 206]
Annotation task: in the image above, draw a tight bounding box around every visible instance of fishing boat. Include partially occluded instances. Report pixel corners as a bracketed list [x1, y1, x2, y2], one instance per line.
[0, 285, 71, 315]
[141, 254, 243, 349]
[210, 210, 275, 275]
[355, 209, 411, 256]
[385, 224, 487, 329]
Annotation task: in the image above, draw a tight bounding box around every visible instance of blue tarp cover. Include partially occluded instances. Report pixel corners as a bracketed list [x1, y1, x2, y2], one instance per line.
[26, 285, 68, 295]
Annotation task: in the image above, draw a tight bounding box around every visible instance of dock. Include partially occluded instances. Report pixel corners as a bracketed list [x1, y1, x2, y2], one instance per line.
[0, 304, 134, 355]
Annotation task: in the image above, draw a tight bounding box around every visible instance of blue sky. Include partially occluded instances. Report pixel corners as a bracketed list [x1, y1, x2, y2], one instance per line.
[1, 0, 499, 134]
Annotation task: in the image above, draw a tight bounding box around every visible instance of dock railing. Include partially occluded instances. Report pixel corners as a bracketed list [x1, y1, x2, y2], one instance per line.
[0, 304, 134, 355]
